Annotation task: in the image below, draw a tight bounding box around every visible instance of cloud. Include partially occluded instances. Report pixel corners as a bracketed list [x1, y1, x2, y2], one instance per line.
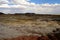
[0, 0, 9, 4]
[12, 0, 30, 4]
[0, 0, 60, 14]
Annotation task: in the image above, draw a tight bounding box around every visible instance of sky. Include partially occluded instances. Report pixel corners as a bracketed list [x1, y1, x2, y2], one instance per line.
[30, 0, 60, 4]
[0, 0, 60, 14]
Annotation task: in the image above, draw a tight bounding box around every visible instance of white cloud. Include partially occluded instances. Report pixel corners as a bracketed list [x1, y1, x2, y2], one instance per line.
[12, 0, 31, 5]
[0, 0, 60, 14]
[0, 0, 9, 4]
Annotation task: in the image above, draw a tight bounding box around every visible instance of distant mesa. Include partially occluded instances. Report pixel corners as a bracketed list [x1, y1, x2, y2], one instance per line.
[25, 13, 35, 16]
[25, 13, 35, 15]
[15, 13, 35, 16]
[15, 13, 24, 15]
[0, 12, 4, 14]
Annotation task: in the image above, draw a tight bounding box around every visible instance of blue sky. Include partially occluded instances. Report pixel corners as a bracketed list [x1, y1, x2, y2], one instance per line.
[29, 0, 60, 4]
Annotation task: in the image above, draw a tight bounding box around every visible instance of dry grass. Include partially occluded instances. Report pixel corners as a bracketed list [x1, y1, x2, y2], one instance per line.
[0, 14, 60, 39]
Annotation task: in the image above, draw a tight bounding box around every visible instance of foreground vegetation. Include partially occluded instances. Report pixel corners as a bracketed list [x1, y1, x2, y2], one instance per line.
[0, 13, 60, 40]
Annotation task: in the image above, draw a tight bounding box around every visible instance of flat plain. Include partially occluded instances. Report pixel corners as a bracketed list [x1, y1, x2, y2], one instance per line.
[0, 14, 60, 40]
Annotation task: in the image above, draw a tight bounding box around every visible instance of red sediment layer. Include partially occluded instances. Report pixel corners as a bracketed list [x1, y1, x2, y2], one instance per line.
[3, 36, 50, 40]
[3, 34, 59, 40]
